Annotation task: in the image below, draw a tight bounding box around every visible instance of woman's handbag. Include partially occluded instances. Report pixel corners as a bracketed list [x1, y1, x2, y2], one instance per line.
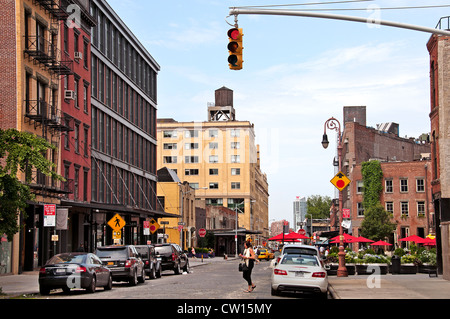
[239, 260, 248, 272]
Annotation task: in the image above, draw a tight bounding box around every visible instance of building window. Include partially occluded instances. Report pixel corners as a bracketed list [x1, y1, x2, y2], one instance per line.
[206, 198, 223, 206]
[209, 155, 219, 163]
[209, 182, 219, 189]
[231, 155, 240, 163]
[231, 182, 240, 189]
[84, 126, 89, 157]
[209, 169, 218, 175]
[401, 201, 409, 217]
[74, 167, 79, 200]
[185, 169, 199, 176]
[185, 143, 198, 150]
[163, 156, 177, 164]
[230, 129, 240, 137]
[74, 123, 80, 153]
[417, 201, 425, 217]
[231, 142, 240, 149]
[386, 202, 393, 214]
[209, 142, 218, 149]
[209, 129, 218, 138]
[357, 202, 364, 217]
[163, 130, 177, 138]
[231, 168, 240, 176]
[400, 179, 408, 193]
[385, 179, 393, 193]
[83, 84, 88, 113]
[356, 180, 364, 194]
[185, 130, 199, 138]
[185, 156, 199, 163]
[416, 178, 425, 192]
[163, 143, 177, 150]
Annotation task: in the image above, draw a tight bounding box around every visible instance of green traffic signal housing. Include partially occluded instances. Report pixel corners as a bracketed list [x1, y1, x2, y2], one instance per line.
[227, 28, 243, 70]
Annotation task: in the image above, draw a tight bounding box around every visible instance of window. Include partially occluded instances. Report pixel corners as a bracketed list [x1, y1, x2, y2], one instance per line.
[209, 169, 218, 175]
[231, 142, 240, 149]
[400, 179, 408, 192]
[417, 201, 425, 217]
[401, 202, 409, 217]
[357, 202, 364, 217]
[231, 155, 240, 163]
[209, 182, 219, 189]
[209, 155, 219, 163]
[83, 84, 88, 113]
[74, 123, 80, 153]
[386, 202, 393, 214]
[83, 126, 89, 157]
[185, 169, 199, 176]
[209, 129, 218, 138]
[231, 168, 240, 176]
[230, 129, 240, 137]
[185, 130, 199, 138]
[206, 198, 223, 206]
[163, 143, 177, 150]
[163, 130, 177, 138]
[231, 182, 240, 189]
[209, 142, 218, 149]
[163, 156, 177, 164]
[185, 143, 198, 150]
[356, 180, 364, 194]
[385, 179, 393, 193]
[74, 167, 79, 200]
[185, 156, 199, 163]
[416, 179, 425, 192]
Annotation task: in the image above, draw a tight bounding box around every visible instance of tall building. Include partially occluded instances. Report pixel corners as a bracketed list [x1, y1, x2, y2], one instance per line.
[427, 22, 450, 279]
[293, 196, 307, 232]
[157, 87, 270, 242]
[1, 0, 73, 273]
[88, 0, 164, 248]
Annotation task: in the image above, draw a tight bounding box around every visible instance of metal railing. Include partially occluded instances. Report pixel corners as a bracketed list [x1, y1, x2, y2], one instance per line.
[436, 16, 450, 31]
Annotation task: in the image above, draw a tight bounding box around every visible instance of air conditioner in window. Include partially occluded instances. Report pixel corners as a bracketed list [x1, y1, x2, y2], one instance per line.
[74, 52, 83, 60]
[65, 90, 75, 100]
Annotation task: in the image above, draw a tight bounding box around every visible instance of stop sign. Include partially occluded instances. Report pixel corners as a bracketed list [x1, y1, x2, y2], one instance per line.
[199, 228, 207, 238]
[298, 229, 306, 236]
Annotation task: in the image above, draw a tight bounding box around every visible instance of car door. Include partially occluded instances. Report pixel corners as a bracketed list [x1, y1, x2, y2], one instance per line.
[91, 254, 107, 285]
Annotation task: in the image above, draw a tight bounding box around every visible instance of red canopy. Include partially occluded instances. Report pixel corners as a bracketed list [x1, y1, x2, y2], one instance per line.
[370, 240, 392, 246]
[268, 232, 309, 242]
[423, 237, 436, 246]
[330, 233, 358, 243]
[356, 236, 374, 243]
[399, 235, 427, 244]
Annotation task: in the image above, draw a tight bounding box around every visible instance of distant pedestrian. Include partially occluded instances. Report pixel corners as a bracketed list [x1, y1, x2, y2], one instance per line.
[239, 241, 257, 293]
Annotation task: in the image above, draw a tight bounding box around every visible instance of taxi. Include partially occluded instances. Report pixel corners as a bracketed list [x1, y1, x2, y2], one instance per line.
[257, 248, 274, 260]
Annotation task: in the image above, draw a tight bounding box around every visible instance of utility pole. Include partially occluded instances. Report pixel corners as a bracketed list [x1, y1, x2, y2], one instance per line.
[228, 8, 450, 36]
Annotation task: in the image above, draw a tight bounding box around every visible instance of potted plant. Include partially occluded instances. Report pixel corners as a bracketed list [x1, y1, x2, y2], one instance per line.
[417, 249, 437, 274]
[356, 253, 389, 275]
[345, 251, 356, 275]
[400, 255, 418, 274]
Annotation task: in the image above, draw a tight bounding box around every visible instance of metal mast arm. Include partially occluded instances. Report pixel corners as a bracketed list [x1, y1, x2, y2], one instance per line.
[228, 8, 450, 36]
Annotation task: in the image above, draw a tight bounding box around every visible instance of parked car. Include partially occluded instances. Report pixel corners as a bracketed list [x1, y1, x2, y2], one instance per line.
[95, 245, 145, 286]
[135, 245, 161, 279]
[257, 248, 274, 261]
[154, 243, 189, 275]
[39, 252, 112, 295]
[276, 244, 321, 265]
[271, 253, 329, 298]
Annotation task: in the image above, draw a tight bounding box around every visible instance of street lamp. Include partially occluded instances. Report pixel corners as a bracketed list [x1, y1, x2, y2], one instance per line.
[322, 117, 348, 278]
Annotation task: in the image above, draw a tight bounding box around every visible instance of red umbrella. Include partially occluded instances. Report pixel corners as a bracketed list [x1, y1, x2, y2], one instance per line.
[331, 233, 358, 243]
[399, 235, 427, 244]
[268, 233, 284, 241]
[423, 237, 436, 246]
[370, 240, 392, 246]
[284, 232, 309, 240]
[355, 236, 374, 243]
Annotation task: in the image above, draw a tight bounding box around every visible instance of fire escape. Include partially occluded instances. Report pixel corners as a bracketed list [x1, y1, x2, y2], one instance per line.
[23, 0, 74, 197]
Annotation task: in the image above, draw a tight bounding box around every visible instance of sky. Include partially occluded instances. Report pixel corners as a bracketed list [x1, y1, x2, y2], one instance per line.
[107, 0, 448, 226]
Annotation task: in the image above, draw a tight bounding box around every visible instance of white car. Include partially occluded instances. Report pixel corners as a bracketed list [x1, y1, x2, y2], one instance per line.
[271, 253, 329, 298]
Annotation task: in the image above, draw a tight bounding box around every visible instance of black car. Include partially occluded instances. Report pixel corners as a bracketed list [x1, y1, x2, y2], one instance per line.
[135, 245, 161, 279]
[39, 253, 112, 295]
[154, 243, 189, 275]
[95, 245, 145, 286]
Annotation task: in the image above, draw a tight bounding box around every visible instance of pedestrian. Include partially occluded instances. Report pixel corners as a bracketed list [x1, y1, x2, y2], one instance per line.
[239, 241, 257, 293]
[191, 247, 196, 258]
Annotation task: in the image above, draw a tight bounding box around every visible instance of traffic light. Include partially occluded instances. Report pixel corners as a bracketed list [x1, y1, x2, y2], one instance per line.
[227, 28, 243, 70]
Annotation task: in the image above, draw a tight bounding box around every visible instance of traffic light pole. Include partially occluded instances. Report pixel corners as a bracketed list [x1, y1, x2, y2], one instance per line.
[228, 8, 450, 36]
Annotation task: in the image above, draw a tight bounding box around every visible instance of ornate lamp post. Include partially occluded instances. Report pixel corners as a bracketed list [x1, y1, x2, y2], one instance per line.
[322, 117, 348, 277]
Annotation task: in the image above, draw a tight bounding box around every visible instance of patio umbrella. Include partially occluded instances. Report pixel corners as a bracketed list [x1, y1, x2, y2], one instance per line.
[399, 235, 427, 244]
[355, 236, 374, 243]
[268, 233, 285, 241]
[330, 233, 358, 243]
[370, 240, 392, 246]
[423, 237, 436, 246]
[284, 232, 309, 240]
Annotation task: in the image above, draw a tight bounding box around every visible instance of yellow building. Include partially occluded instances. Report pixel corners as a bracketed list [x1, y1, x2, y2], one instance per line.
[156, 87, 269, 243]
[157, 168, 196, 250]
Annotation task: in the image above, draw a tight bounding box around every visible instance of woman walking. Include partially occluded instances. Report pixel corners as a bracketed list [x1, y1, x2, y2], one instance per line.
[239, 241, 257, 293]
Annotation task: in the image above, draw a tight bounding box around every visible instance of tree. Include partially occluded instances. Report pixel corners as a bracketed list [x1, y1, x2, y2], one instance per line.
[0, 129, 64, 241]
[306, 195, 332, 219]
[360, 160, 396, 241]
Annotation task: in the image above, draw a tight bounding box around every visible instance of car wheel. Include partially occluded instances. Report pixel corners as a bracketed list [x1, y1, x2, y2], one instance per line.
[271, 287, 279, 296]
[150, 266, 156, 279]
[138, 268, 145, 283]
[129, 269, 138, 286]
[104, 274, 112, 290]
[174, 262, 181, 275]
[183, 261, 190, 273]
[156, 266, 162, 278]
[86, 276, 96, 293]
[39, 285, 50, 296]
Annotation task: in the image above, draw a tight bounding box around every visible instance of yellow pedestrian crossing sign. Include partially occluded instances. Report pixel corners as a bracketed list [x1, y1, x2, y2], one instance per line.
[108, 214, 126, 231]
[331, 171, 351, 191]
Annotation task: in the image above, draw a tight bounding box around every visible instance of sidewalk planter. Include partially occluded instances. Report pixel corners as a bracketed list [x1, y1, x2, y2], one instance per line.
[400, 263, 418, 274]
[356, 264, 389, 275]
[346, 263, 356, 275]
[418, 264, 437, 274]
[326, 263, 339, 276]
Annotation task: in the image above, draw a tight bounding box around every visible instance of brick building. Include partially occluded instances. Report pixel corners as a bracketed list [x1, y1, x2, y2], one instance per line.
[427, 22, 450, 279]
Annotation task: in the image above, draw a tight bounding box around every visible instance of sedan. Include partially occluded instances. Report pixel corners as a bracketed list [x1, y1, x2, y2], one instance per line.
[271, 253, 328, 298]
[39, 253, 112, 295]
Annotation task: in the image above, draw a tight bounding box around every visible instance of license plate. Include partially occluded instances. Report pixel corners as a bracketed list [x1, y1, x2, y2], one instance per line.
[107, 262, 114, 266]
[295, 272, 304, 277]
[56, 268, 66, 273]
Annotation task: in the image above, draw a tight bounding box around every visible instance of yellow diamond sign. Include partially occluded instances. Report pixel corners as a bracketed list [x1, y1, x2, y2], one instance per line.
[331, 171, 351, 191]
[108, 214, 126, 231]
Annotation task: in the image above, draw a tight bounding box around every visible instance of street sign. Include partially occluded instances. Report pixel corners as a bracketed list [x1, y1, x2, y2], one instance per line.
[199, 228, 207, 238]
[44, 204, 56, 227]
[298, 229, 306, 236]
[330, 171, 351, 191]
[149, 219, 160, 234]
[107, 214, 126, 231]
[113, 231, 121, 239]
[343, 208, 351, 219]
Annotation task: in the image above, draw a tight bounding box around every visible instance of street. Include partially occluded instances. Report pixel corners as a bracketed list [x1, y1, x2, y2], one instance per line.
[40, 258, 328, 300]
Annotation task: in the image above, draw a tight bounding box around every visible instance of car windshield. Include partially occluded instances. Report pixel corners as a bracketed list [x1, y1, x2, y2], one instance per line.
[155, 246, 172, 254]
[47, 254, 86, 265]
[281, 254, 319, 267]
[135, 247, 149, 258]
[283, 247, 317, 256]
[95, 247, 127, 259]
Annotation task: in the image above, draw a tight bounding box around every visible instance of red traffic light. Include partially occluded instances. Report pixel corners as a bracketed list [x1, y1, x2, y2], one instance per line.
[227, 28, 240, 40]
